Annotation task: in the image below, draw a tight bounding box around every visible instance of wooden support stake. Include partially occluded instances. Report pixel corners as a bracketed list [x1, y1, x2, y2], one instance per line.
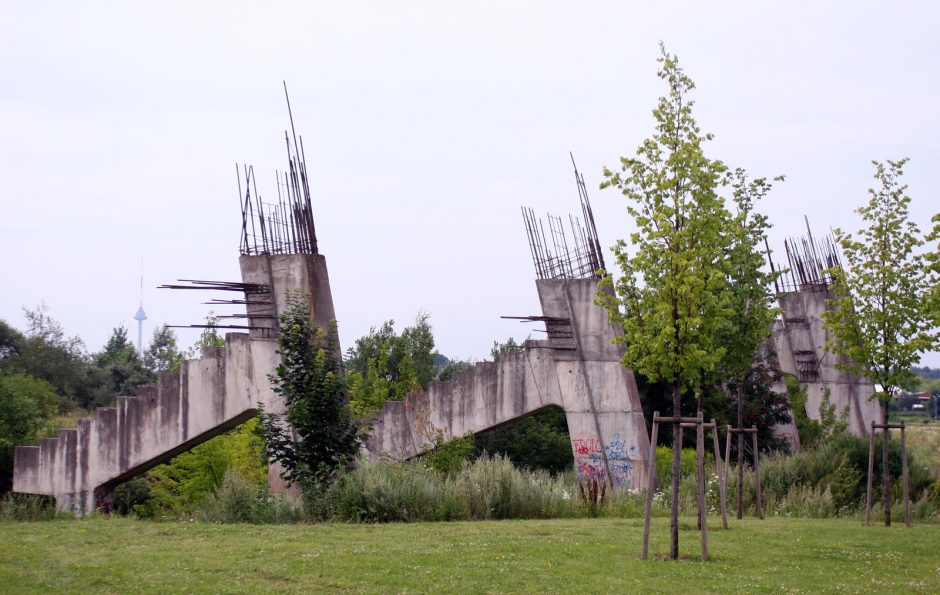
[697, 418, 709, 561]
[642, 412, 660, 560]
[642, 413, 711, 560]
[712, 420, 727, 529]
[724, 425, 732, 523]
[901, 422, 910, 528]
[752, 426, 762, 519]
[865, 421, 875, 526]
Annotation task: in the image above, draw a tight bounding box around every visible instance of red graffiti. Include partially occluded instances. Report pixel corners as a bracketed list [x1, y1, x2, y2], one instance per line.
[577, 462, 606, 480]
[572, 437, 602, 456]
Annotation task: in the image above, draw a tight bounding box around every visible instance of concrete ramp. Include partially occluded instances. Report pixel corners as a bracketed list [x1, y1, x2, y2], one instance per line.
[12, 333, 281, 514]
[367, 278, 651, 491]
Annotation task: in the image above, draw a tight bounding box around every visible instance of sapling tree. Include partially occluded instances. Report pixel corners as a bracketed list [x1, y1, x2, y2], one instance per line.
[716, 169, 783, 518]
[823, 158, 938, 526]
[259, 292, 359, 506]
[599, 44, 732, 559]
[927, 214, 940, 325]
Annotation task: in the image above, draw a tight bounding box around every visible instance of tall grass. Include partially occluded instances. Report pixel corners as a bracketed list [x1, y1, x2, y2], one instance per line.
[328, 453, 731, 523]
[330, 455, 580, 522]
[0, 493, 60, 521]
[198, 469, 304, 524]
[723, 433, 939, 520]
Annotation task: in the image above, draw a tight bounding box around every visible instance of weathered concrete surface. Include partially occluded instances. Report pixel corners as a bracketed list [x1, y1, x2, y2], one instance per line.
[12, 334, 279, 514]
[771, 288, 880, 443]
[366, 278, 651, 491]
[12, 253, 339, 514]
[13, 256, 650, 512]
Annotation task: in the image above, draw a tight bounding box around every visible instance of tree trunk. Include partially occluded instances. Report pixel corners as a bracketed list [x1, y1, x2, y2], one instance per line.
[696, 392, 703, 531]
[882, 400, 891, 527]
[736, 384, 744, 520]
[671, 380, 681, 560]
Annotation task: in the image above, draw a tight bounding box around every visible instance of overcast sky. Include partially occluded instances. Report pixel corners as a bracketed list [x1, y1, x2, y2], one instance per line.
[1, 1, 938, 367]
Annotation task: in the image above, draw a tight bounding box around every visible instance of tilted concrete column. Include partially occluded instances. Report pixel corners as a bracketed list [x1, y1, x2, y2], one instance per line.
[238, 253, 341, 492]
[366, 278, 650, 491]
[771, 289, 881, 444]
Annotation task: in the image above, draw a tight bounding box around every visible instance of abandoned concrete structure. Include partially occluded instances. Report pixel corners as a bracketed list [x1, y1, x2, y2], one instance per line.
[10, 106, 872, 512]
[768, 227, 880, 445]
[12, 130, 651, 513]
[771, 289, 880, 443]
[11, 254, 334, 513]
[366, 277, 651, 490]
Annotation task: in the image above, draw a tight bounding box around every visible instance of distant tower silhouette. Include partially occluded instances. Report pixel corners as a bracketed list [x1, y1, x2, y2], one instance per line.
[134, 262, 147, 356]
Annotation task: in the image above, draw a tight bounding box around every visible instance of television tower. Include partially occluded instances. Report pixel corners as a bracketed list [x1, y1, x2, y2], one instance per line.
[133, 262, 147, 356]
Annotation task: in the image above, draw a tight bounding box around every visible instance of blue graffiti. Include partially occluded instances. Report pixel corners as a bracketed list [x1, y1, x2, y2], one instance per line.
[573, 432, 639, 487]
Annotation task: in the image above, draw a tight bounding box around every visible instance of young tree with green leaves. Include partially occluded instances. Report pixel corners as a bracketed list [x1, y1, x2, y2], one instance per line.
[0, 374, 58, 492]
[344, 313, 438, 415]
[258, 292, 359, 507]
[144, 324, 183, 375]
[187, 313, 226, 359]
[716, 170, 783, 517]
[599, 44, 732, 559]
[927, 214, 940, 326]
[93, 326, 154, 400]
[823, 158, 938, 527]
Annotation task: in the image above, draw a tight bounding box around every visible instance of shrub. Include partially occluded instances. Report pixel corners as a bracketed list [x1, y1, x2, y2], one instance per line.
[724, 431, 938, 519]
[0, 493, 58, 521]
[419, 433, 475, 475]
[112, 477, 151, 517]
[829, 454, 862, 514]
[330, 454, 577, 523]
[654, 446, 698, 483]
[198, 469, 304, 524]
[330, 459, 462, 523]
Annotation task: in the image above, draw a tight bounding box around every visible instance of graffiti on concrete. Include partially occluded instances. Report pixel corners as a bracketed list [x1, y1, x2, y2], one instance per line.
[572, 432, 638, 487]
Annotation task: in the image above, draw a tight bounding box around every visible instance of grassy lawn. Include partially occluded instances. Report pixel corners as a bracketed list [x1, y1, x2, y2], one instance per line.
[1, 516, 938, 593]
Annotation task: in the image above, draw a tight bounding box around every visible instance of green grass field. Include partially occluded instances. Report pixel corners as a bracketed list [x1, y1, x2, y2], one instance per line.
[2, 516, 938, 593]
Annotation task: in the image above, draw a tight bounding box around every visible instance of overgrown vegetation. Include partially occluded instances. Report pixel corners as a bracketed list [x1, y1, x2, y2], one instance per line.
[344, 313, 437, 416]
[258, 292, 360, 509]
[785, 375, 848, 449]
[112, 419, 267, 519]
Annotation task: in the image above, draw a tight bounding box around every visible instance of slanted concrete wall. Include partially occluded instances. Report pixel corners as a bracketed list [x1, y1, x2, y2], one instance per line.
[13, 333, 280, 514]
[771, 288, 880, 443]
[366, 278, 650, 491]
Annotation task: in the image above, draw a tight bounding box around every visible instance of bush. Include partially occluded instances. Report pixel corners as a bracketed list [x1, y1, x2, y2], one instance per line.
[330, 458, 463, 523]
[829, 453, 862, 514]
[0, 493, 59, 521]
[198, 469, 304, 524]
[654, 446, 698, 483]
[723, 431, 938, 519]
[112, 478, 151, 517]
[420, 433, 475, 475]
